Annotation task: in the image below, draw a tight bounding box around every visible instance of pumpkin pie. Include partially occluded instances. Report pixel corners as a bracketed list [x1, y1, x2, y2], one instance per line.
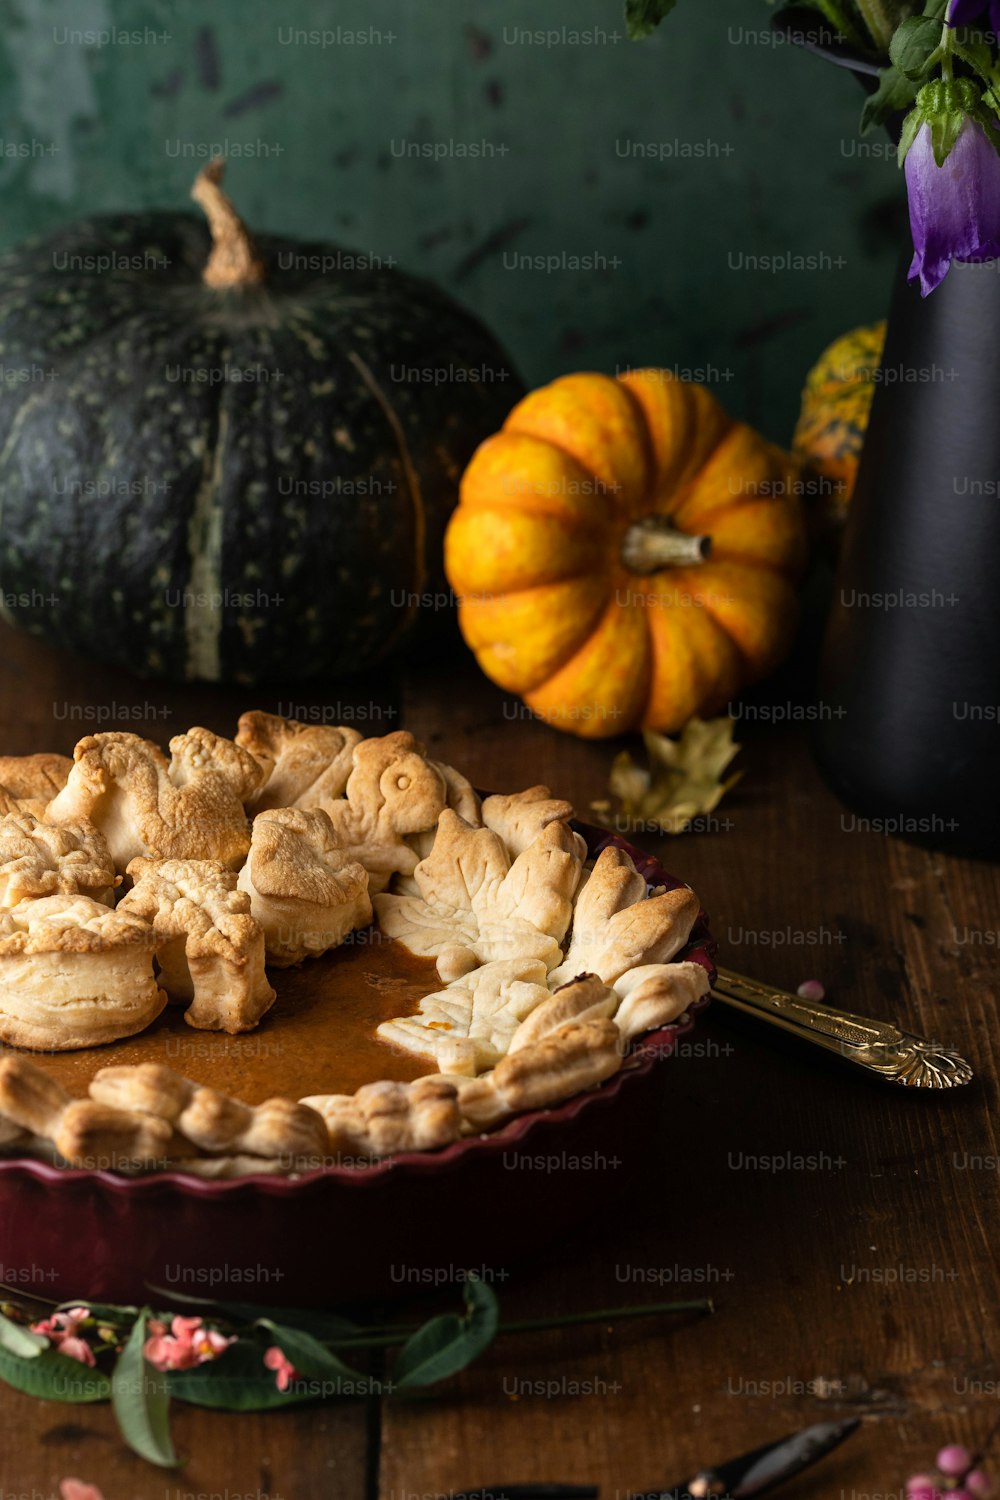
[0, 714, 711, 1174]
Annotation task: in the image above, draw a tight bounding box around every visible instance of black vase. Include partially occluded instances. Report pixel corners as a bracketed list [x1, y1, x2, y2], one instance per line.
[813, 257, 1000, 858]
[774, 8, 1000, 858]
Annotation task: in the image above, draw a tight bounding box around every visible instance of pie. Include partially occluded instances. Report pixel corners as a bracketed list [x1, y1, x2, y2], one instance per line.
[0, 718, 712, 1176]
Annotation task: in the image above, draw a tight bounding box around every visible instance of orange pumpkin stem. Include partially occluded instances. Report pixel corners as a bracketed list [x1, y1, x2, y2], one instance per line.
[620, 517, 711, 574]
[191, 157, 267, 290]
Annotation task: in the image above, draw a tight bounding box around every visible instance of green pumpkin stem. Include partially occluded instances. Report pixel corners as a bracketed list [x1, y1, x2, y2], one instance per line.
[191, 157, 267, 290]
[621, 517, 711, 573]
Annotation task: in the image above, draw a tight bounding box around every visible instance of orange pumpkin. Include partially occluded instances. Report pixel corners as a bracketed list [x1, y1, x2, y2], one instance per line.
[445, 369, 808, 739]
[793, 320, 886, 511]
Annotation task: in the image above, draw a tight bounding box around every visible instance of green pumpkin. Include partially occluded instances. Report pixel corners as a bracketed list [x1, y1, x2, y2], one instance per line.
[0, 162, 523, 683]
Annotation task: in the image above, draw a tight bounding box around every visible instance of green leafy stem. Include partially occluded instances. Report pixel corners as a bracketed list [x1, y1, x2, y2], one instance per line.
[0, 1282, 713, 1470]
[808, 0, 872, 53]
[854, 0, 901, 52]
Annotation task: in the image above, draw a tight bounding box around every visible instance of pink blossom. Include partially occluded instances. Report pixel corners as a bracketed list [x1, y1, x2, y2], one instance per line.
[143, 1314, 235, 1372]
[32, 1307, 89, 1339]
[31, 1308, 96, 1364]
[56, 1336, 96, 1368]
[59, 1482, 105, 1500]
[263, 1345, 299, 1392]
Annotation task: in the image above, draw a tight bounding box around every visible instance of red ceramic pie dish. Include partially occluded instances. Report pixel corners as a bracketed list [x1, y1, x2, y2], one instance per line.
[0, 823, 714, 1305]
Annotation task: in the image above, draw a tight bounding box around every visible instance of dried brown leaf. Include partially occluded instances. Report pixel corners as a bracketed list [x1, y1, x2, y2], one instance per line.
[591, 716, 743, 836]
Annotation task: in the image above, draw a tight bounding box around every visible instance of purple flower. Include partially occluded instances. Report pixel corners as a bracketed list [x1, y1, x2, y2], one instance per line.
[949, 0, 1000, 34]
[906, 116, 1000, 294]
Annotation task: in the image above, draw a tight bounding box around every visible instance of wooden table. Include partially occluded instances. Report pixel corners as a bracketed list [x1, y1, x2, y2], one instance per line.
[1, 620, 998, 1498]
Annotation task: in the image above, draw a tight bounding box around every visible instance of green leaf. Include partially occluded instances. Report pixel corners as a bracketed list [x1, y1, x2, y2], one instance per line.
[929, 103, 969, 164]
[168, 1341, 318, 1411]
[464, 1276, 500, 1352]
[796, 0, 879, 52]
[394, 1278, 499, 1391]
[0, 1345, 110, 1402]
[0, 1310, 46, 1358]
[110, 1309, 179, 1469]
[625, 0, 679, 41]
[889, 15, 944, 79]
[897, 104, 924, 164]
[256, 1320, 380, 1396]
[860, 65, 919, 134]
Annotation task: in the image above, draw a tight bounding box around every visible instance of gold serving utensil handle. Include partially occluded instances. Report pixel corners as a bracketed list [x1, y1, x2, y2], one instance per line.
[712, 967, 973, 1089]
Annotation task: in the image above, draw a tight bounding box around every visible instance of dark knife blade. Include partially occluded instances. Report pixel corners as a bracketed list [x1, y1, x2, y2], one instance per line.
[658, 1417, 860, 1498]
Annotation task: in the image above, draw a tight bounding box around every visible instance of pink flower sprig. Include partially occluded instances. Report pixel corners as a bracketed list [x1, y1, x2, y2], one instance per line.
[908, 1444, 996, 1499]
[263, 1345, 299, 1391]
[31, 1307, 96, 1368]
[143, 1314, 235, 1372]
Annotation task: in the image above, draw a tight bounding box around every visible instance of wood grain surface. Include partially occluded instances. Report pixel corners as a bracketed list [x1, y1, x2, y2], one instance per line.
[0, 618, 997, 1498]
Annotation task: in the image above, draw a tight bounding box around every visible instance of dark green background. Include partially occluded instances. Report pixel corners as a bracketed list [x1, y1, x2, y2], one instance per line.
[0, 0, 904, 441]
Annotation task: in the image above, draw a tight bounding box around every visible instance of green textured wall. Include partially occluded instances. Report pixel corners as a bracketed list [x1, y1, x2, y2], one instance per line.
[0, 0, 904, 441]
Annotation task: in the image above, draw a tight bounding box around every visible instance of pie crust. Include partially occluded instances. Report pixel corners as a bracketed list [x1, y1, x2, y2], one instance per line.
[0, 812, 118, 908]
[320, 730, 473, 894]
[236, 807, 372, 966]
[119, 858, 275, 1034]
[47, 729, 264, 872]
[0, 896, 166, 1051]
[0, 717, 712, 1174]
[373, 808, 585, 981]
[236, 712, 362, 815]
[0, 753, 73, 819]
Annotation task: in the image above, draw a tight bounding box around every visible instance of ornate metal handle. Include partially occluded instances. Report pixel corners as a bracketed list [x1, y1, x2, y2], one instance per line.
[713, 967, 973, 1088]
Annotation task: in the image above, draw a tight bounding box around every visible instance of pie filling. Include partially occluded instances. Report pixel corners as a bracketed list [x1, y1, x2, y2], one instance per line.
[9, 933, 436, 1106]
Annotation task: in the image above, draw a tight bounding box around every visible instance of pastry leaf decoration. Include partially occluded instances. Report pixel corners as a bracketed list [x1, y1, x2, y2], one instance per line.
[592, 716, 743, 836]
